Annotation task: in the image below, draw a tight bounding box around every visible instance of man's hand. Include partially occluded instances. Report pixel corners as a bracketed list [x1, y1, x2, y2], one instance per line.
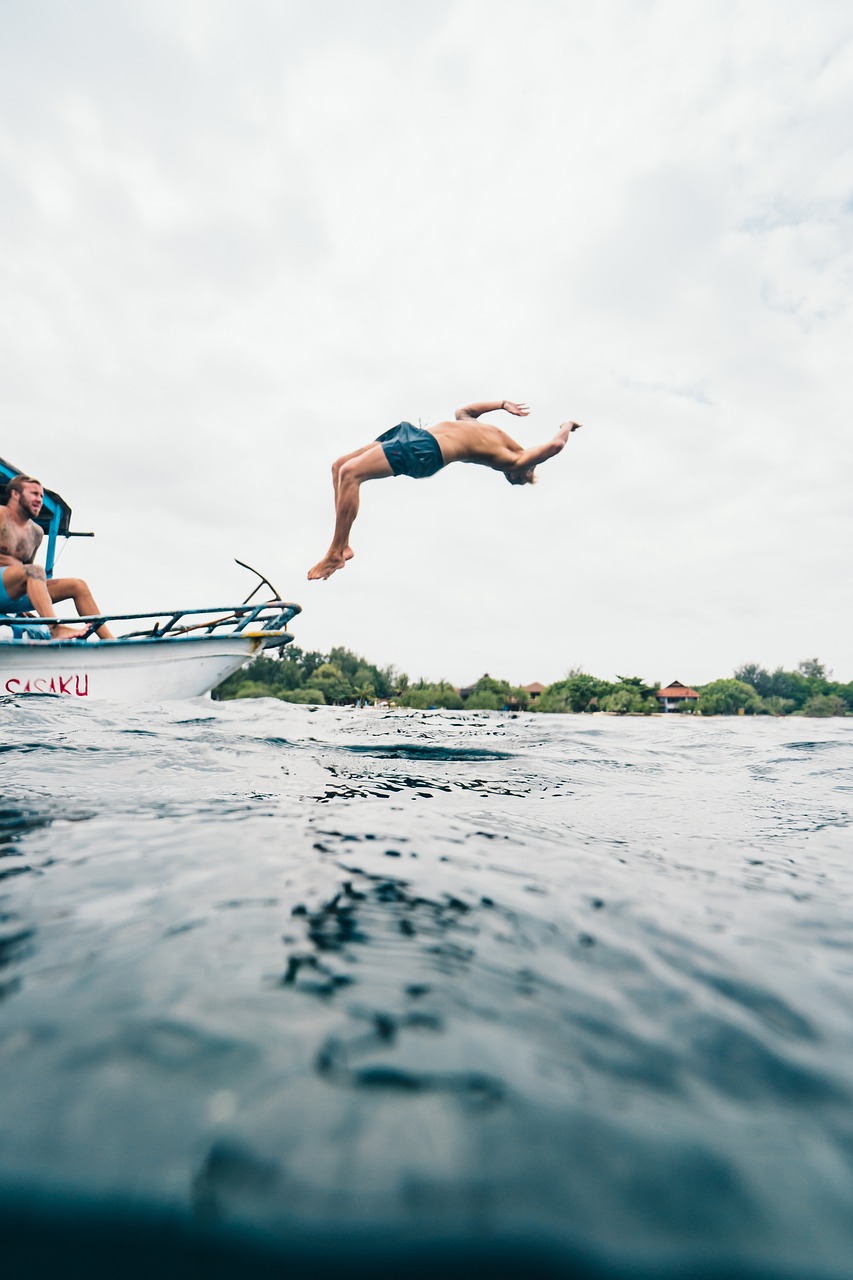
[502, 401, 530, 417]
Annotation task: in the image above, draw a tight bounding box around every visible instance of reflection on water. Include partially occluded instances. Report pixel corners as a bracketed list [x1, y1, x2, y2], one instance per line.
[1, 698, 853, 1277]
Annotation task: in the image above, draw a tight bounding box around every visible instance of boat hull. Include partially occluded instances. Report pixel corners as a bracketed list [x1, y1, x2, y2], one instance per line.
[0, 634, 265, 701]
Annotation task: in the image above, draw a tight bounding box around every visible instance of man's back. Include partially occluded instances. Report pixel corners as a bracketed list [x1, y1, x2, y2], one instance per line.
[428, 418, 523, 469]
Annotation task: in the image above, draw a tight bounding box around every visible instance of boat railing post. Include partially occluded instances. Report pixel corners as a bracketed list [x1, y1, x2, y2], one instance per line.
[45, 505, 61, 579]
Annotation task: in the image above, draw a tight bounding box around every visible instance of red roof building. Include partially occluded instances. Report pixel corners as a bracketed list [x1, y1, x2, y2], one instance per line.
[657, 680, 699, 712]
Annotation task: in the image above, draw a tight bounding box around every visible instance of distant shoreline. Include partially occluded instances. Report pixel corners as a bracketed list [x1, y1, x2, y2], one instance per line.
[214, 648, 851, 719]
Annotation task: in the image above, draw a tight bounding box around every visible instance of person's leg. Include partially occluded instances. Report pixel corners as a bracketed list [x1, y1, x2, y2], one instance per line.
[0, 564, 86, 639]
[333, 442, 378, 488]
[331, 442, 378, 561]
[0, 565, 32, 612]
[47, 578, 115, 639]
[308, 444, 393, 581]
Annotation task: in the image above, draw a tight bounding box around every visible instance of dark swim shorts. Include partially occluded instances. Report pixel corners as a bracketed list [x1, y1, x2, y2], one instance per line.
[376, 421, 445, 479]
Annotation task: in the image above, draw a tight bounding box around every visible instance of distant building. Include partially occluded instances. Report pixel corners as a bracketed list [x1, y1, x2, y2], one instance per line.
[456, 676, 545, 709]
[657, 680, 699, 713]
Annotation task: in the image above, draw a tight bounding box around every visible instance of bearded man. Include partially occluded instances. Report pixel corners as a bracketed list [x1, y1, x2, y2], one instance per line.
[0, 474, 114, 639]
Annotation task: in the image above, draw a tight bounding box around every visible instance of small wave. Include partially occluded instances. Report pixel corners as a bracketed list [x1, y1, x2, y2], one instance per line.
[338, 743, 513, 761]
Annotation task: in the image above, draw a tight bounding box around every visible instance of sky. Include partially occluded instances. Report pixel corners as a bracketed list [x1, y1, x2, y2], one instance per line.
[1, 0, 851, 687]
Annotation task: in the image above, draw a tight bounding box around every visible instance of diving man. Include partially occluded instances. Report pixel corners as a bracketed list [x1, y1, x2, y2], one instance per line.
[308, 400, 581, 581]
[0, 474, 115, 639]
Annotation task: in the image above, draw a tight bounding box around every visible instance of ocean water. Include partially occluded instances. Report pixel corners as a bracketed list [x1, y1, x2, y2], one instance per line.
[2, 697, 853, 1279]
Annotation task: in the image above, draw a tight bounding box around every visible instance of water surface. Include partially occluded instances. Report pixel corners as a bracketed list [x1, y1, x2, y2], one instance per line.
[2, 699, 853, 1277]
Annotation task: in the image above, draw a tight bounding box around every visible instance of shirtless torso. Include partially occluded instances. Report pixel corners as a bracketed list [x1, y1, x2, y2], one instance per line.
[429, 419, 526, 468]
[0, 504, 43, 568]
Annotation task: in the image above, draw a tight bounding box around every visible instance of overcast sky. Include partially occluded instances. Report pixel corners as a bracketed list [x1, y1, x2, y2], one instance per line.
[2, 0, 851, 686]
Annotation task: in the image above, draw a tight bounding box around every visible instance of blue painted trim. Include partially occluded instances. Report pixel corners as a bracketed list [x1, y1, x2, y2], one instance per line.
[45, 505, 61, 578]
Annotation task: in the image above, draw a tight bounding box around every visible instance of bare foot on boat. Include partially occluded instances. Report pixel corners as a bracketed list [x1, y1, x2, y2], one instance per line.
[49, 624, 88, 640]
[308, 554, 347, 581]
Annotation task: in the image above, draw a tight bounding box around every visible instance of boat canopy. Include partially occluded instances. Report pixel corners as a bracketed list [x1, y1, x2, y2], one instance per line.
[0, 456, 75, 578]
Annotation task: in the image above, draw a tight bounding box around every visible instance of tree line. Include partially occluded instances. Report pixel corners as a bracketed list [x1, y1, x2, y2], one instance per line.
[213, 647, 529, 710]
[214, 651, 851, 717]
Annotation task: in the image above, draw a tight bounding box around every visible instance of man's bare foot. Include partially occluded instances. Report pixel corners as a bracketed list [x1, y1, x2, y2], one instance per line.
[561, 421, 582, 433]
[344, 546, 355, 562]
[49, 624, 87, 639]
[308, 554, 347, 581]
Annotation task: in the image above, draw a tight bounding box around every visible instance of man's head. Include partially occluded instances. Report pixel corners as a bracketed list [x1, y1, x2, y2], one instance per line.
[505, 467, 537, 486]
[4, 475, 44, 519]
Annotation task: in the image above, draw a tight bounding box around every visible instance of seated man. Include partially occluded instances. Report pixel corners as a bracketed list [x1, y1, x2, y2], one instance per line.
[308, 399, 582, 580]
[0, 474, 114, 639]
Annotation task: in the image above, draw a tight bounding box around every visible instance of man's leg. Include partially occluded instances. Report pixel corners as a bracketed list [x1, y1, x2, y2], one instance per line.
[0, 565, 86, 639]
[331, 442, 378, 561]
[308, 445, 393, 581]
[47, 577, 115, 639]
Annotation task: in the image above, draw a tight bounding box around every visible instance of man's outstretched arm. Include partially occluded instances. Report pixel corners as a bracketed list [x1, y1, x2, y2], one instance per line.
[511, 421, 582, 472]
[455, 399, 529, 420]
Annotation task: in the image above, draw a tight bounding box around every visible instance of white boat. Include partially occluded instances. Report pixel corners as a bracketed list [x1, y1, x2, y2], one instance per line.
[1, 456, 301, 701]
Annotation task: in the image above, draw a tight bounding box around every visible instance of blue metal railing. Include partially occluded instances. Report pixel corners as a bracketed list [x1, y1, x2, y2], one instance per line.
[0, 600, 301, 647]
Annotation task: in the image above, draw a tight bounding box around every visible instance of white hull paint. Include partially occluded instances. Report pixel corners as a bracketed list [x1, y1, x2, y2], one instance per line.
[0, 634, 265, 701]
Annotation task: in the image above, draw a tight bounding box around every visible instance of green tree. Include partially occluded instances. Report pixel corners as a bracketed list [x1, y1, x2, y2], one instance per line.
[697, 679, 763, 716]
[278, 687, 326, 704]
[610, 675, 657, 714]
[761, 696, 796, 717]
[833, 682, 853, 714]
[733, 663, 774, 698]
[615, 674, 657, 698]
[311, 662, 351, 704]
[602, 685, 646, 714]
[328, 646, 396, 699]
[766, 669, 815, 710]
[460, 674, 516, 710]
[400, 682, 464, 710]
[354, 682, 375, 706]
[233, 680, 276, 699]
[296, 650, 325, 681]
[536, 673, 614, 713]
[798, 658, 829, 680]
[213, 655, 287, 700]
[799, 694, 847, 718]
[466, 689, 502, 711]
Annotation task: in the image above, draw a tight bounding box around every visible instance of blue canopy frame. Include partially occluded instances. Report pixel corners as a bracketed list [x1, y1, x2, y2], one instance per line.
[0, 456, 74, 578]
